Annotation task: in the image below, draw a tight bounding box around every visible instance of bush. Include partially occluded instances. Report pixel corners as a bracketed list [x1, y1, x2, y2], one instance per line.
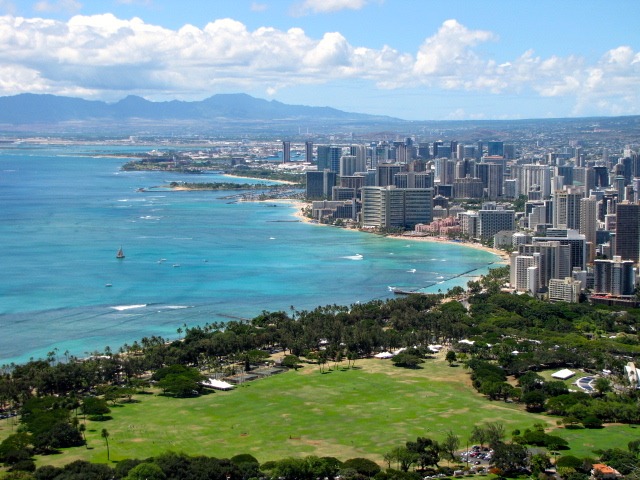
[581, 416, 603, 429]
[343, 458, 381, 477]
[556, 456, 583, 469]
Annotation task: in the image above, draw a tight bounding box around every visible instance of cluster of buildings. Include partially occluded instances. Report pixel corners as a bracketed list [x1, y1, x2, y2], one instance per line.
[284, 137, 640, 304]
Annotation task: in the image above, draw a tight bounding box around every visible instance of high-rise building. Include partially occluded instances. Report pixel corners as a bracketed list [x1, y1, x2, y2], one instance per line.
[476, 163, 504, 199]
[615, 202, 640, 263]
[533, 229, 586, 272]
[579, 195, 598, 263]
[453, 176, 484, 199]
[377, 163, 403, 187]
[305, 141, 313, 163]
[477, 205, 515, 239]
[282, 141, 291, 164]
[317, 145, 330, 170]
[553, 188, 583, 230]
[339, 155, 360, 177]
[548, 277, 581, 303]
[513, 164, 552, 198]
[306, 170, 336, 199]
[328, 146, 343, 173]
[435, 158, 455, 185]
[361, 186, 432, 229]
[594, 256, 636, 296]
[395, 171, 433, 189]
[487, 141, 504, 157]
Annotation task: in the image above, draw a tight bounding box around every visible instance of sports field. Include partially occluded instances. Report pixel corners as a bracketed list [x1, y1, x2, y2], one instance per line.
[30, 355, 552, 467]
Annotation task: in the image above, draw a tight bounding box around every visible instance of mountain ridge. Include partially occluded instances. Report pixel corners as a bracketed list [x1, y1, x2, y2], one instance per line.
[0, 93, 398, 124]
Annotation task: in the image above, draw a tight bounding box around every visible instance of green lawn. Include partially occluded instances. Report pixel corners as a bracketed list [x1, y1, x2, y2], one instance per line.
[551, 423, 640, 459]
[28, 357, 548, 467]
[0, 356, 635, 469]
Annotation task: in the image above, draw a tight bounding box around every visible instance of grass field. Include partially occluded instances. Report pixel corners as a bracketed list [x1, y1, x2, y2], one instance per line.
[0, 355, 636, 469]
[552, 423, 640, 459]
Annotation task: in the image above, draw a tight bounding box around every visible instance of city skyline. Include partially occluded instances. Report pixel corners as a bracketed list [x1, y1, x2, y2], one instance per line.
[0, 0, 638, 120]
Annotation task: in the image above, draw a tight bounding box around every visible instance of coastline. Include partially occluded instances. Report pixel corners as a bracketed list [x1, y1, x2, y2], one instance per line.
[280, 199, 509, 265]
[222, 173, 298, 185]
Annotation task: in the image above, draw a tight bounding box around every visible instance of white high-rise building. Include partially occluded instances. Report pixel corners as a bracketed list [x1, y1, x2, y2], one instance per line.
[579, 195, 598, 263]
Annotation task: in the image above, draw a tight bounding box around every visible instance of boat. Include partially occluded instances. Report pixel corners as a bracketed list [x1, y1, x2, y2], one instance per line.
[116, 247, 125, 259]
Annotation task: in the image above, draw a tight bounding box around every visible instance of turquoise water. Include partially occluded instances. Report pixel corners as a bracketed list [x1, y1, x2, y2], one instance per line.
[0, 143, 499, 365]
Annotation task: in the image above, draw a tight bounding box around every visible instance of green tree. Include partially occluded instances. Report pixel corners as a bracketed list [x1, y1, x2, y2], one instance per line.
[445, 350, 457, 366]
[593, 377, 612, 396]
[100, 429, 110, 461]
[492, 442, 528, 475]
[125, 462, 166, 480]
[440, 430, 460, 462]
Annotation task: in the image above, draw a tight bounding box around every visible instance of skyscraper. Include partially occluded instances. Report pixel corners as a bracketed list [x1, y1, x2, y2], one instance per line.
[282, 141, 291, 164]
[553, 188, 583, 230]
[615, 202, 640, 263]
[305, 141, 313, 163]
[579, 195, 598, 264]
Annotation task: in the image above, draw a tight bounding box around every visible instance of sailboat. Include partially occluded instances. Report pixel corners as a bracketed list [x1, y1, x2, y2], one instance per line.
[116, 246, 125, 259]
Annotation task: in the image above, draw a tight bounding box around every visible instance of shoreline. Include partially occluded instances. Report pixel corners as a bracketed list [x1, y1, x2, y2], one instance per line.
[278, 199, 509, 265]
[222, 173, 298, 185]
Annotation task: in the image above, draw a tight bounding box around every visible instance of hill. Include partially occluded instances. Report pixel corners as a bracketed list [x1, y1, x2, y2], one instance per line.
[0, 93, 398, 126]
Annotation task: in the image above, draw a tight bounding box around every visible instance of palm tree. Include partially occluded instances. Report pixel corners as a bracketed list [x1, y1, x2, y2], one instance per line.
[101, 428, 110, 461]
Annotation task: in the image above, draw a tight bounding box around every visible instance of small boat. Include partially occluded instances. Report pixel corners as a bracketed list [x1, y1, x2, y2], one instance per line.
[116, 247, 125, 259]
[105, 283, 112, 287]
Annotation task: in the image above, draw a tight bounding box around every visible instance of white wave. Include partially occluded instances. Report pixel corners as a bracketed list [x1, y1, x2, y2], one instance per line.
[269, 237, 276, 240]
[111, 304, 147, 311]
[139, 215, 161, 220]
[407, 269, 416, 273]
[440, 259, 447, 261]
[437, 276, 445, 279]
[162, 305, 192, 310]
[342, 254, 363, 260]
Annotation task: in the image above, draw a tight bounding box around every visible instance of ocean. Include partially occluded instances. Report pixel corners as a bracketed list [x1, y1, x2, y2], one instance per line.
[0, 142, 499, 365]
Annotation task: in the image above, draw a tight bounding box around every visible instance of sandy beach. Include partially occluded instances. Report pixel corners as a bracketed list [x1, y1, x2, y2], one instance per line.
[387, 234, 510, 264]
[222, 173, 299, 185]
[278, 199, 509, 265]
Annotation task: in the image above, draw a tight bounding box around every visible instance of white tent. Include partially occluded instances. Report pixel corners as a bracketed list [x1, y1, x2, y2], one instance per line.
[551, 368, 575, 380]
[374, 351, 394, 359]
[202, 378, 235, 390]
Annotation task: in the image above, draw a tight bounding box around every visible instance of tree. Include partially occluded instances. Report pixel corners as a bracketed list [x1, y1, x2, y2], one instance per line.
[342, 458, 381, 477]
[392, 351, 424, 369]
[82, 396, 111, 420]
[440, 430, 461, 462]
[100, 429, 110, 461]
[281, 355, 302, 370]
[406, 437, 440, 470]
[593, 377, 612, 396]
[470, 425, 488, 448]
[492, 442, 529, 475]
[522, 389, 546, 411]
[125, 462, 166, 480]
[484, 422, 506, 448]
[445, 350, 457, 366]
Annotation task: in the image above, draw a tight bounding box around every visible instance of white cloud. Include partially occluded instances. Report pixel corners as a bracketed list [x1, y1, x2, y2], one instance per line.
[0, 14, 639, 117]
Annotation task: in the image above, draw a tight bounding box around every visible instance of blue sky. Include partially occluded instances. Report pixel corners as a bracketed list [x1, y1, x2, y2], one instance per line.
[0, 0, 638, 120]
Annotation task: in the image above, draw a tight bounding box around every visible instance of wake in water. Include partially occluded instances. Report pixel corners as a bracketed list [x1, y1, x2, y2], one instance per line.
[342, 254, 363, 260]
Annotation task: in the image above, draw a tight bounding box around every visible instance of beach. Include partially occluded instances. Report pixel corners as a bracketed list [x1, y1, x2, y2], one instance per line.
[278, 199, 509, 265]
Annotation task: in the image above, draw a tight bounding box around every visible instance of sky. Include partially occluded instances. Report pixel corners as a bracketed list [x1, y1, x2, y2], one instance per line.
[0, 0, 638, 121]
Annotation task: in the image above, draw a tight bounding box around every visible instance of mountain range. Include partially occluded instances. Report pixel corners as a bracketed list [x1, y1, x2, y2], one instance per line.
[0, 93, 397, 126]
